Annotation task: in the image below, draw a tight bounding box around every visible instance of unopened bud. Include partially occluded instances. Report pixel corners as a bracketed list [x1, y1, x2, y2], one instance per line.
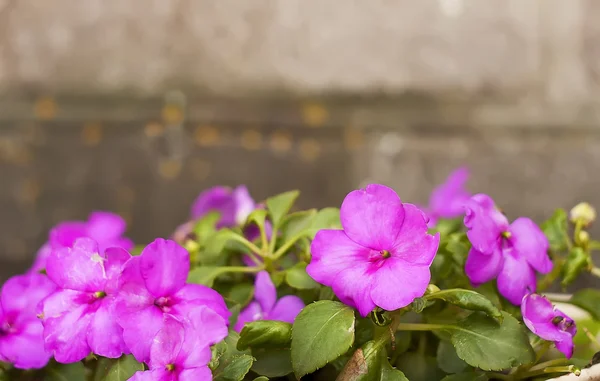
[578, 230, 590, 247]
[570, 202, 596, 227]
[425, 284, 441, 295]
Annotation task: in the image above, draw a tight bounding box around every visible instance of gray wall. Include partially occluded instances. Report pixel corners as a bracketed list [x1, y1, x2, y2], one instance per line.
[1, 0, 600, 281]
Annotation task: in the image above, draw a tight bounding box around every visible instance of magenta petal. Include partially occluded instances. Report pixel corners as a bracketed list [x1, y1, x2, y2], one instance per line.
[129, 369, 173, 381]
[179, 307, 225, 367]
[149, 315, 184, 368]
[0, 319, 50, 369]
[103, 247, 131, 295]
[497, 252, 536, 305]
[521, 294, 565, 342]
[172, 284, 230, 321]
[1, 273, 56, 315]
[465, 248, 504, 286]
[370, 258, 430, 312]
[268, 296, 305, 324]
[391, 204, 440, 266]
[508, 218, 552, 274]
[43, 303, 93, 363]
[87, 212, 127, 242]
[331, 263, 376, 317]
[340, 184, 405, 250]
[140, 239, 189, 298]
[50, 221, 88, 248]
[179, 367, 212, 381]
[429, 167, 471, 219]
[464, 194, 508, 254]
[191, 186, 238, 226]
[254, 271, 276, 313]
[30, 243, 52, 273]
[120, 305, 164, 363]
[46, 238, 106, 292]
[88, 298, 128, 358]
[232, 186, 256, 225]
[234, 302, 262, 332]
[555, 337, 574, 359]
[115, 257, 154, 318]
[307, 230, 370, 286]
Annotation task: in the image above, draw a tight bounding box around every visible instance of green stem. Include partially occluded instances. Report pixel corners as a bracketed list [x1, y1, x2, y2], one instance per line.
[220, 265, 264, 275]
[534, 341, 551, 363]
[229, 234, 263, 256]
[516, 365, 579, 379]
[268, 227, 279, 256]
[259, 223, 269, 252]
[395, 323, 452, 332]
[529, 358, 571, 372]
[272, 232, 307, 259]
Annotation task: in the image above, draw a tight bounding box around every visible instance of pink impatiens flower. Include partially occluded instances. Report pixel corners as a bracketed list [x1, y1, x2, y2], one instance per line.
[423, 167, 471, 227]
[129, 312, 219, 381]
[0, 273, 56, 369]
[191, 185, 256, 227]
[234, 271, 304, 332]
[307, 184, 440, 317]
[115, 238, 229, 363]
[522, 294, 576, 358]
[31, 211, 134, 273]
[463, 194, 552, 305]
[40, 238, 131, 362]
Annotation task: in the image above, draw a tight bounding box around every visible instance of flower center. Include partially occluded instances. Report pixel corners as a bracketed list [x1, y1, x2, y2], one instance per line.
[94, 291, 107, 299]
[380, 250, 391, 259]
[501, 231, 511, 239]
[165, 364, 175, 372]
[154, 297, 172, 312]
[552, 316, 574, 331]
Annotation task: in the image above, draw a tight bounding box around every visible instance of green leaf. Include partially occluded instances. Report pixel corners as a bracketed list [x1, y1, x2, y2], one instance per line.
[212, 330, 254, 381]
[441, 373, 488, 381]
[253, 377, 269, 381]
[424, 289, 503, 323]
[237, 320, 292, 351]
[286, 263, 320, 290]
[187, 266, 224, 287]
[130, 245, 145, 256]
[450, 312, 535, 371]
[266, 190, 300, 226]
[337, 340, 408, 381]
[227, 282, 254, 306]
[252, 348, 293, 377]
[541, 208, 569, 252]
[280, 210, 317, 242]
[395, 352, 445, 381]
[308, 208, 341, 238]
[570, 289, 600, 320]
[246, 209, 268, 230]
[44, 362, 87, 381]
[562, 247, 590, 287]
[319, 286, 335, 301]
[93, 355, 144, 381]
[203, 229, 241, 262]
[291, 300, 356, 378]
[437, 340, 468, 374]
[193, 211, 221, 241]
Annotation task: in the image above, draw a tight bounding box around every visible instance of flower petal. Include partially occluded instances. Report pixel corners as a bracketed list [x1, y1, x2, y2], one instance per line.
[191, 186, 237, 226]
[307, 230, 370, 286]
[0, 319, 50, 369]
[49, 221, 88, 248]
[29, 243, 52, 273]
[465, 248, 504, 286]
[429, 167, 471, 219]
[149, 315, 184, 368]
[104, 247, 131, 295]
[86, 211, 127, 243]
[340, 184, 405, 250]
[268, 296, 305, 324]
[497, 252, 537, 305]
[140, 239, 189, 298]
[41, 289, 94, 319]
[128, 369, 173, 381]
[464, 194, 508, 255]
[119, 305, 164, 363]
[508, 218, 552, 274]
[1, 273, 56, 315]
[46, 238, 106, 292]
[234, 302, 262, 332]
[370, 258, 430, 313]
[521, 294, 565, 342]
[88, 298, 128, 358]
[331, 263, 376, 317]
[555, 337, 574, 359]
[254, 271, 276, 313]
[391, 204, 440, 266]
[177, 308, 220, 368]
[42, 302, 94, 363]
[172, 284, 231, 321]
[179, 367, 213, 381]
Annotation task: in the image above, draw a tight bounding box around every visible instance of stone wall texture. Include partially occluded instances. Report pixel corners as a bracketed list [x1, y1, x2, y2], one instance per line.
[1, 0, 600, 285]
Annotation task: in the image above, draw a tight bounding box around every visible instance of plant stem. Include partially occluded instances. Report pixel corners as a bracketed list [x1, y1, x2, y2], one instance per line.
[272, 232, 307, 259]
[591, 266, 600, 279]
[222, 265, 264, 274]
[534, 341, 551, 363]
[229, 234, 263, 256]
[529, 358, 572, 372]
[268, 227, 279, 256]
[395, 323, 452, 332]
[516, 365, 579, 379]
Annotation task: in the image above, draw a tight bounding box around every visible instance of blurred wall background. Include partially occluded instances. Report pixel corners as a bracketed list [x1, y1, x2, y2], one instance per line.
[1, 0, 600, 279]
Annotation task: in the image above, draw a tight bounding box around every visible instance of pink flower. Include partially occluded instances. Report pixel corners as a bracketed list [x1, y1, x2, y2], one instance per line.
[0, 273, 56, 369]
[115, 239, 229, 363]
[307, 184, 440, 317]
[463, 194, 552, 305]
[30, 211, 134, 273]
[40, 238, 130, 362]
[423, 167, 471, 227]
[522, 294, 576, 358]
[129, 313, 217, 381]
[234, 271, 304, 332]
[191, 186, 256, 227]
